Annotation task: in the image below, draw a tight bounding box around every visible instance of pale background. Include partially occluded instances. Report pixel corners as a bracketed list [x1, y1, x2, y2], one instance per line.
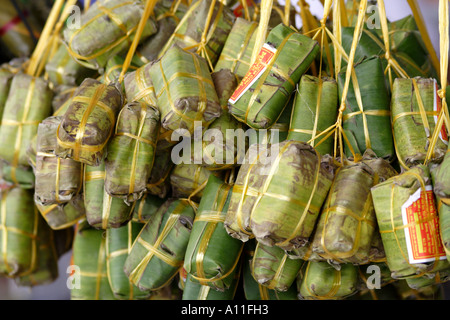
[0, 0, 446, 300]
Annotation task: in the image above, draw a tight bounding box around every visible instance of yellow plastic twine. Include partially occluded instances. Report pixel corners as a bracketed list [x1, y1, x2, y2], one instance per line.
[117, 0, 158, 84]
[158, 0, 225, 70]
[250, 0, 272, 66]
[128, 200, 189, 287]
[332, 0, 367, 163]
[424, 0, 450, 165]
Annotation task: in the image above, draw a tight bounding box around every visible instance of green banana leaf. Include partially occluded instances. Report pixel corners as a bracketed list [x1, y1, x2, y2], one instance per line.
[388, 15, 438, 80]
[391, 77, 447, 168]
[339, 27, 433, 80]
[311, 160, 386, 265]
[214, 17, 258, 79]
[70, 222, 116, 300]
[184, 175, 243, 291]
[297, 261, 360, 300]
[34, 116, 83, 206]
[84, 161, 135, 229]
[63, 0, 157, 71]
[132, 193, 166, 223]
[242, 240, 298, 300]
[170, 163, 222, 202]
[0, 161, 35, 189]
[288, 75, 338, 156]
[123, 61, 158, 107]
[124, 198, 195, 291]
[394, 279, 444, 300]
[146, 151, 174, 199]
[100, 54, 141, 85]
[371, 165, 450, 279]
[106, 221, 151, 300]
[56, 78, 123, 166]
[250, 241, 302, 292]
[149, 45, 221, 134]
[189, 69, 245, 170]
[14, 217, 59, 287]
[181, 270, 240, 300]
[35, 194, 85, 230]
[405, 269, 450, 290]
[51, 85, 77, 117]
[159, 0, 235, 68]
[248, 141, 335, 251]
[137, 0, 189, 62]
[0, 187, 40, 277]
[0, 72, 53, 168]
[45, 41, 97, 87]
[228, 23, 319, 129]
[338, 56, 394, 160]
[249, 95, 293, 146]
[104, 101, 160, 203]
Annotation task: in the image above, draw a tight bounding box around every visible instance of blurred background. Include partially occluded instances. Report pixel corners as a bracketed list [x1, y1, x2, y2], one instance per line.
[0, 0, 447, 300]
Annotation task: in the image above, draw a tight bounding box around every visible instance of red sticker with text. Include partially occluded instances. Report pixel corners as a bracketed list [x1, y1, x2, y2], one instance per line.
[401, 186, 446, 264]
[228, 43, 276, 105]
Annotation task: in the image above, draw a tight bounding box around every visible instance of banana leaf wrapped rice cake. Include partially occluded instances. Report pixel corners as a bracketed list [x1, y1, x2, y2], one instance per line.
[338, 56, 394, 160]
[56, 78, 123, 166]
[149, 45, 221, 134]
[184, 175, 243, 292]
[146, 151, 174, 199]
[391, 77, 448, 168]
[250, 241, 302, 292]
[311, 160, 386, 265]
[35, 195, 85, 230]
[288, 75, 338, 156]
[189, 69, 245, 169]
[105, 101, 160, 203]
[14, 217, 59, 287]
[297, 261, 360, 300]
[242, 240, 298, 300]
[371, 165, 450, 279]
[181, 270, 240, 300]
[70, 222, 116, 300]
[34, 116, 83, 206]
[0, 72, 53, 174]
[170, 163, 222, 202]
[124, 198, 195, 291]
[63, 0, 158, 71]
[225, 141, 335, 249]
[45, 41, 97, 87]
[0, 187, 40, 278]
[137, 0, 189, 62]
[228, 23, 319, 129]
[106, 220, 151, 300]
[214, 17, 258, 79]
[159, 0, 235, 68]
[84, 161, 136, 229]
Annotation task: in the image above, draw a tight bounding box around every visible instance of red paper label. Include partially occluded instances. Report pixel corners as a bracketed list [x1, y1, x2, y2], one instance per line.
[434, 80, 448, 144]
[228, 43, 276, 105]
[401, 186, 446, 264]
